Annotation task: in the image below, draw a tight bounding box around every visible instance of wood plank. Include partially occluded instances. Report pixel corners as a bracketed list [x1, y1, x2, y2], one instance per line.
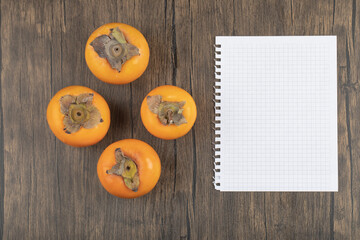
[127, 0, 176, 239]
[189, 1, 266, 239]
[332, 0, 356, 239]
[0, 4, 3, 234]
[170, 0, 196, 238]
[189, 0, 219, 238]
[1, 0, 62, 238]
[346, 0, 360, 238]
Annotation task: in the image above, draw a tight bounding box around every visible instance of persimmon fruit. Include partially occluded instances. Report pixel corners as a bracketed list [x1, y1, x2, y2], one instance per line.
[97, 139, 161, 199]
[85, 23, 150, 84]
[47, 85, 110, 147]
[141, 85, 197, 140]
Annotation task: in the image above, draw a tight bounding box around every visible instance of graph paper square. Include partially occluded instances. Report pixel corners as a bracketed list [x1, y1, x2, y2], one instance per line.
[214, 36, 337, 191]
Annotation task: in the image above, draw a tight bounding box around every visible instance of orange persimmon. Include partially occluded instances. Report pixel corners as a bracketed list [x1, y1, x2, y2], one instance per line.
[85, 23, 150, 84]
[47, 85, 110, 147]
[140, 85, 197, 140]
[97, 139, 161, 199]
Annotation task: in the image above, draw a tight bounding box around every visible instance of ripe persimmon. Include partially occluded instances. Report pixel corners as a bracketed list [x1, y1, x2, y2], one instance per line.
[47, 85, 110, 147]
[97, 139, 161, 199]
[85, 23, 150, 84]
[140, 85, 197, 140]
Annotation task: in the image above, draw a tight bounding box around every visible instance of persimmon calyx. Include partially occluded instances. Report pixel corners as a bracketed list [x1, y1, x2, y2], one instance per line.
[147, 95, 187, 126]
[60, 93, 103, 134]
[106, 148, 140, 192]
[90, 27, 140, 72]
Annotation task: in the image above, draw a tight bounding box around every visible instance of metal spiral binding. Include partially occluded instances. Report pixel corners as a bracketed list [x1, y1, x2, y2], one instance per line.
[213, 43, 222, 190]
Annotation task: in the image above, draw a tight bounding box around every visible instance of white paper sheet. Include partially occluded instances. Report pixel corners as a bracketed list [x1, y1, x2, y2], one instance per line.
[213, 36, 338, 191]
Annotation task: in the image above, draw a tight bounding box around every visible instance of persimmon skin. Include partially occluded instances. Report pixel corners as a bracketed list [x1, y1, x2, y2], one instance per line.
[141, 85, 197, 140]
[85, 23, 150, 84]
[46, 86, 110, 147]
[97, 139, 161, 199]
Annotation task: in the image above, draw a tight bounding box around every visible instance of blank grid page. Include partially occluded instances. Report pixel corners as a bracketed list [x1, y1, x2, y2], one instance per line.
[214, 36, 337, 191]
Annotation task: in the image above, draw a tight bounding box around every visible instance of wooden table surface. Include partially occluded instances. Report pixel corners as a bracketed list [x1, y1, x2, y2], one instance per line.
[1, 0, 359, 239]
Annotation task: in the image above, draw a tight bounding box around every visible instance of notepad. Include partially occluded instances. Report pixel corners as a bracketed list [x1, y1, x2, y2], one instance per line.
[213, 36, 338, 191]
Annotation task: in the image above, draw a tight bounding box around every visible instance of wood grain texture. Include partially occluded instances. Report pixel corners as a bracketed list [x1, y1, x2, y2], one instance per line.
[0, 0, 359, 239]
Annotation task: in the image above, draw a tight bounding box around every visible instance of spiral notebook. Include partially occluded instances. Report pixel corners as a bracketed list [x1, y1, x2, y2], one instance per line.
[213, 36, 338, 192]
